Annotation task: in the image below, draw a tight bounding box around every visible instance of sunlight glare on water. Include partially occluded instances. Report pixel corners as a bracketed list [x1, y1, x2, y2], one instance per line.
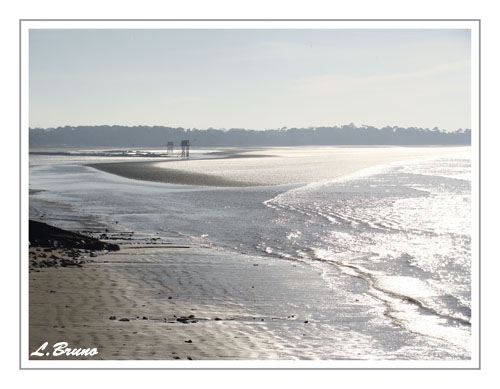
[29, 146, 472, 360]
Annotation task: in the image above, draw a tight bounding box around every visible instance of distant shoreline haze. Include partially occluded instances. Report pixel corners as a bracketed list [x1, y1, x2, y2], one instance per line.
[29, 124, 471, 148]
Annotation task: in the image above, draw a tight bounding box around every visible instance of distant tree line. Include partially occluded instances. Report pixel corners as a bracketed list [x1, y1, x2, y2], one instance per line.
[29, 124, 471, 148]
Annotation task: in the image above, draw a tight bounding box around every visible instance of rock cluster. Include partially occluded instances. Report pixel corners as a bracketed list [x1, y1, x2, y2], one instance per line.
[29, 220, 120, 251]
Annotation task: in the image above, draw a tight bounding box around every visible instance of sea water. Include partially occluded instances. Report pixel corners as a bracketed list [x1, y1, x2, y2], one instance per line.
[28, 147, 473, 360]
[264, 157, 472, 356]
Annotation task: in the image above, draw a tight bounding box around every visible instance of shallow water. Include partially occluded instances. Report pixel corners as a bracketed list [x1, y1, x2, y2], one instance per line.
[29, 146, 473, 360]
[264, 157, 472, 354]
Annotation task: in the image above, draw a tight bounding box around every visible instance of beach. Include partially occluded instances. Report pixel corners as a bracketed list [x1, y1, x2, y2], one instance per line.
[29, 233, 346, 361]
[27, 146, 473, 364]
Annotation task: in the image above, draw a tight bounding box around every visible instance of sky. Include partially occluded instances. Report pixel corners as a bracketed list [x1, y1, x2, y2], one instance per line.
[29, 27, 472, 131]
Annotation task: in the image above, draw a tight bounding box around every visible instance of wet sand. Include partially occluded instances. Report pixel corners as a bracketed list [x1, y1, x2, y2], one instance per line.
[87, 146, 469, 187]
[28, 242, 338, 362]
[86, 161, 255, 187]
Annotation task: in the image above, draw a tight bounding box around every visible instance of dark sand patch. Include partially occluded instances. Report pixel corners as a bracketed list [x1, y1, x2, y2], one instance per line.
[87, 161, 258, 187]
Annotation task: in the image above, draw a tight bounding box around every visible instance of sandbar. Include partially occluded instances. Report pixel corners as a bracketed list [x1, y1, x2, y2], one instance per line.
[87, 146, 469, 187]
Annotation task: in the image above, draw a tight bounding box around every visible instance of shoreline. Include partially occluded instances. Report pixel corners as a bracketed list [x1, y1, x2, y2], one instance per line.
[28, 227, 339, 361]
[84, 145, 470, 187]
[27, 145, 473, 363]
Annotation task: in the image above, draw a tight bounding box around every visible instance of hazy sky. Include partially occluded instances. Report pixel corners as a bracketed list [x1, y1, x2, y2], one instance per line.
[29, 28, 471, 130]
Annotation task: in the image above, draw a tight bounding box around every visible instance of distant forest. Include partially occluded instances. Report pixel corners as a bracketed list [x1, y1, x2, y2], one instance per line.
[29, 124, 471, 148]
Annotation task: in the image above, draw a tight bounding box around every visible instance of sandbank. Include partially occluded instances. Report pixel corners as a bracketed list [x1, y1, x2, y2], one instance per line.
[87, 146, 469, 187]
[87, 161, 255, 187]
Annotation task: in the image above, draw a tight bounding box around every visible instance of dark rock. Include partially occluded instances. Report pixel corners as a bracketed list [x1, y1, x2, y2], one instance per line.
[177, 317, 191, 323]
[109, 316, 117, 320]
[60, 259, 82, 268]
[184, 339, 192, 343]
[119, 318, 129, 322]
[29, 220, 120, 251]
